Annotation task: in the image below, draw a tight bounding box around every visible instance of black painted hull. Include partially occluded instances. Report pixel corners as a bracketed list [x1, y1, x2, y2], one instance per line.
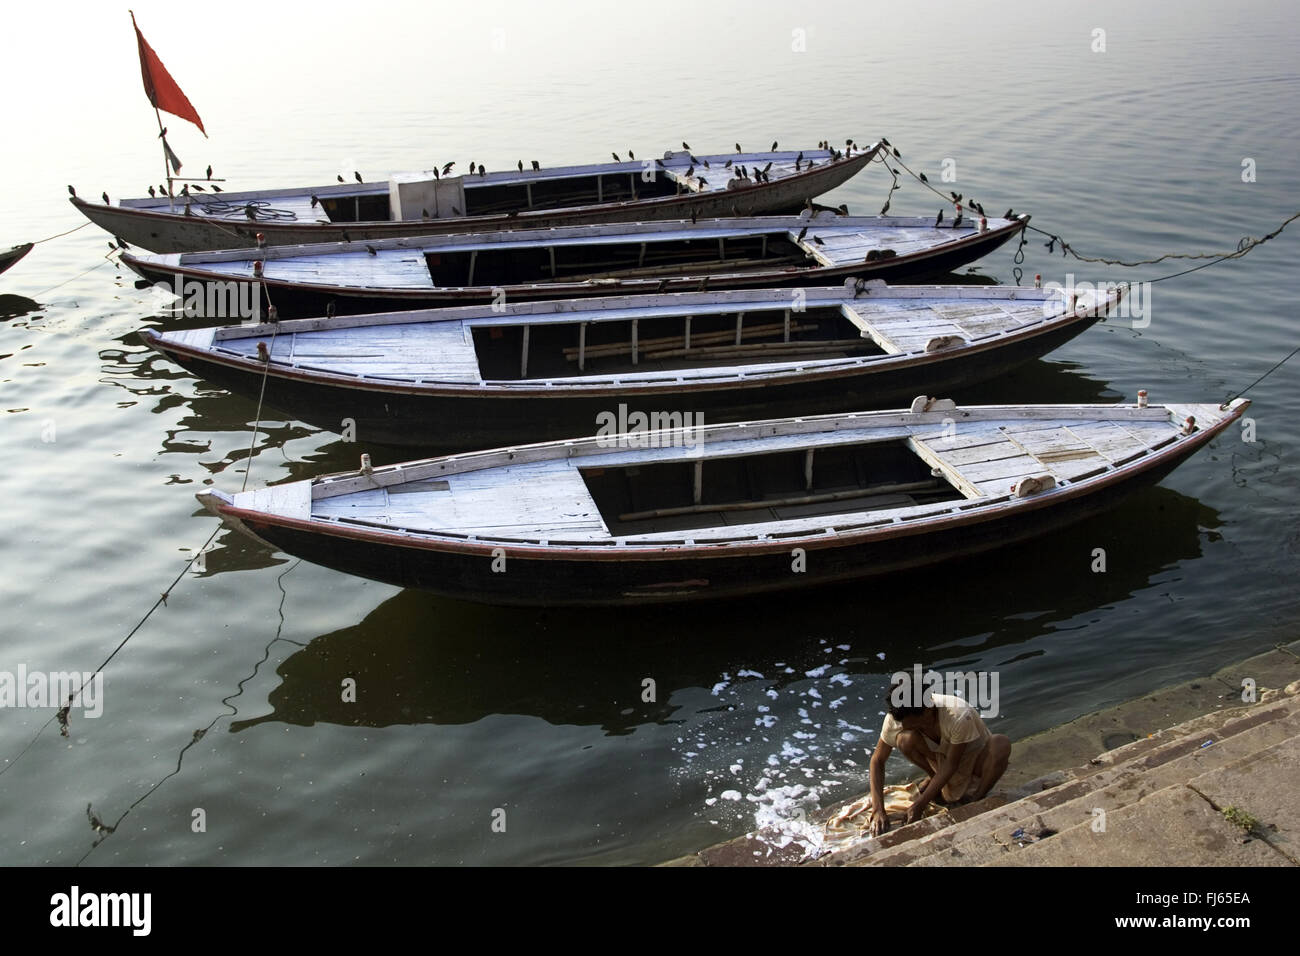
[128, 225, 1023, 320]
[223, 445, 1204, 607]
[144, 315, 1099, 452]
[0, 243, 32, 276]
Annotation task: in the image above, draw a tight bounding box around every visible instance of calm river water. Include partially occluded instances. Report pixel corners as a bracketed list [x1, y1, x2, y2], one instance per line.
[1, 0, 1297, 864]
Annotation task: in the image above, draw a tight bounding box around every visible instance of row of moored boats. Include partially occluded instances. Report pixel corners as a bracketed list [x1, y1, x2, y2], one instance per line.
[67, 140, 1247, 605]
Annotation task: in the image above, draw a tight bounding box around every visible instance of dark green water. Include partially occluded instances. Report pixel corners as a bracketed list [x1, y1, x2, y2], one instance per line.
[1, 0, 1297, 864]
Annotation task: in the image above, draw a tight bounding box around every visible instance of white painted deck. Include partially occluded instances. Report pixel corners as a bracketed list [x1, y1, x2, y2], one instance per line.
[169, 285, 1099, 388]
[261, 403, 1238, 546]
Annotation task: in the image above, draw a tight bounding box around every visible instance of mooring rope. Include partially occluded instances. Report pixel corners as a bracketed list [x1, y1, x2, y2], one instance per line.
[3, 279, 285, 776]
[868, 148, 1298, 274]
[241, 284, 283, 492]
[0, 525, 220, 778]
[30, 221, 91, 244]
[1220, 343, 1300, 408]
[76, 559, 303, 863]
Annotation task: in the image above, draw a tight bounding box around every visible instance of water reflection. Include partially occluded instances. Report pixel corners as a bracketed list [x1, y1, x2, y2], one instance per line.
[224, 486, 1219, 735]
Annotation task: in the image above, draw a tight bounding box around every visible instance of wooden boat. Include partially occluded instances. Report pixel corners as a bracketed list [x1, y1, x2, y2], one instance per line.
[140, 282, 1121, 451]
[121, 213, 1029, 319]
[72, 145, 880, 253]
[197, 397, 1250, 606]
[0, 243, 32, 275]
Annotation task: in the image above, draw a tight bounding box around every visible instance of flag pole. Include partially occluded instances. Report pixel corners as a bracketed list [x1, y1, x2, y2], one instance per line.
[153, 105, 174, 211]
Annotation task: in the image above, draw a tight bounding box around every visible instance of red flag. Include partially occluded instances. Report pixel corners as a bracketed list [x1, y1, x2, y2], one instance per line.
[130, 12, 206, 136]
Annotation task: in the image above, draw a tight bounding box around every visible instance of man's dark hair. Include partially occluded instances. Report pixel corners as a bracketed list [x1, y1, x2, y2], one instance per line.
[885, 676, 928, 719]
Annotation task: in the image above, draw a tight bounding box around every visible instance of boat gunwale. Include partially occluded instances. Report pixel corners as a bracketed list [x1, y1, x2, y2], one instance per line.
[203, 400, 1248, 559]
[142, 283, 1117, 396]
[79, 144, 881, 230]
[121, 217, 1029, 300]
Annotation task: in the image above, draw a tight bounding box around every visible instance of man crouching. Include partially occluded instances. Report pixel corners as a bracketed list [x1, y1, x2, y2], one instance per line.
[868, 676, 1011, 836]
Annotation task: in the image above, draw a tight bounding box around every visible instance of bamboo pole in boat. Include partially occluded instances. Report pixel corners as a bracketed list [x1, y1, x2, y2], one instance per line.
[521, 324, 530, 378]
[618, 480, 942, 522]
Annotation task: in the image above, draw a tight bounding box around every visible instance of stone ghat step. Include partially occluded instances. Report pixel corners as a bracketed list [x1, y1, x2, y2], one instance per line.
[983, 733, 1300, 866]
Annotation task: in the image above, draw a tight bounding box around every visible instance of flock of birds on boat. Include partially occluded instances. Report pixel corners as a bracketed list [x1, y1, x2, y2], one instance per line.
[0, 135, 1249, 605]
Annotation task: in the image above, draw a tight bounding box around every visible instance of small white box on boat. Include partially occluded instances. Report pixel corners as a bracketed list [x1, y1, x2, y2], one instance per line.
[389, 172, 467, 220]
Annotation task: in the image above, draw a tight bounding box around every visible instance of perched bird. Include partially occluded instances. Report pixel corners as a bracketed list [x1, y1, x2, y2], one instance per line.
[628, 149, 635, 160]
[159, 185, 168, 195]
[114, 236, 128, 250]
[68, 185, 76, 197]
[191, 184, 205, 192]
[612, 152, 621, 162]
[797, 226, 808, 241]
[518, 160, 524, 171]
[771, 140, 778, 151]
[148, 186, 156, 198]
[935, 210, 944, 226]
[734, 167, 743, 179]
[837, 203, 849, 216]
[102, 191, 110, 204]
[1004, 208, 1015, 219]
[433, 168, 440, 179]
[697, 177, 708, 187]
[735, 143, 741, 152]
[180, 184, 189, 196]
[724, 159, 733, 168]
[891, 147, 901, 158]
[953, 211, 963, 228]
[682, 141, 691, 150]
[211, 185, 223, 193]
[337, 175, 345, 183]
[794, 158, 801, 172]
[950, 191, 962, 203]
[311, 194, 320, 208]
[206, 164, 213, 180]
[763, 162, 773, 174]
[813, 235, 824, 246]
[365, 244, 377, 256]
[703, 159, 710, 169]
[478, 165, 486, 177]
[354, 171, 363, 183]
[442, 162, 455, 175]
[807, 159, 815, 167]
[531, 160, 540, 170]
[919, 172, 928, 183]
[689, 154, 699, 165]
[881, 137, 891, 147]
[686, 165, 694, 177]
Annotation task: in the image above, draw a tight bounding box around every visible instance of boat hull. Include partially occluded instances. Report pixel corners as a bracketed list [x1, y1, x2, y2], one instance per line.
[215, 429, 1220, 607]
[0, 243, 33, 276]
[126, 222, 1025, 320]
[74, 151, 875, 253]
[142, 314, 1099, 451]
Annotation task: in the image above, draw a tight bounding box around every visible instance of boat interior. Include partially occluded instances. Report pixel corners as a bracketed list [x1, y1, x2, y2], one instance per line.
[425, 231, 816, 287]
[470, 304, 885, 379]
[580, 439, 964, 536]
